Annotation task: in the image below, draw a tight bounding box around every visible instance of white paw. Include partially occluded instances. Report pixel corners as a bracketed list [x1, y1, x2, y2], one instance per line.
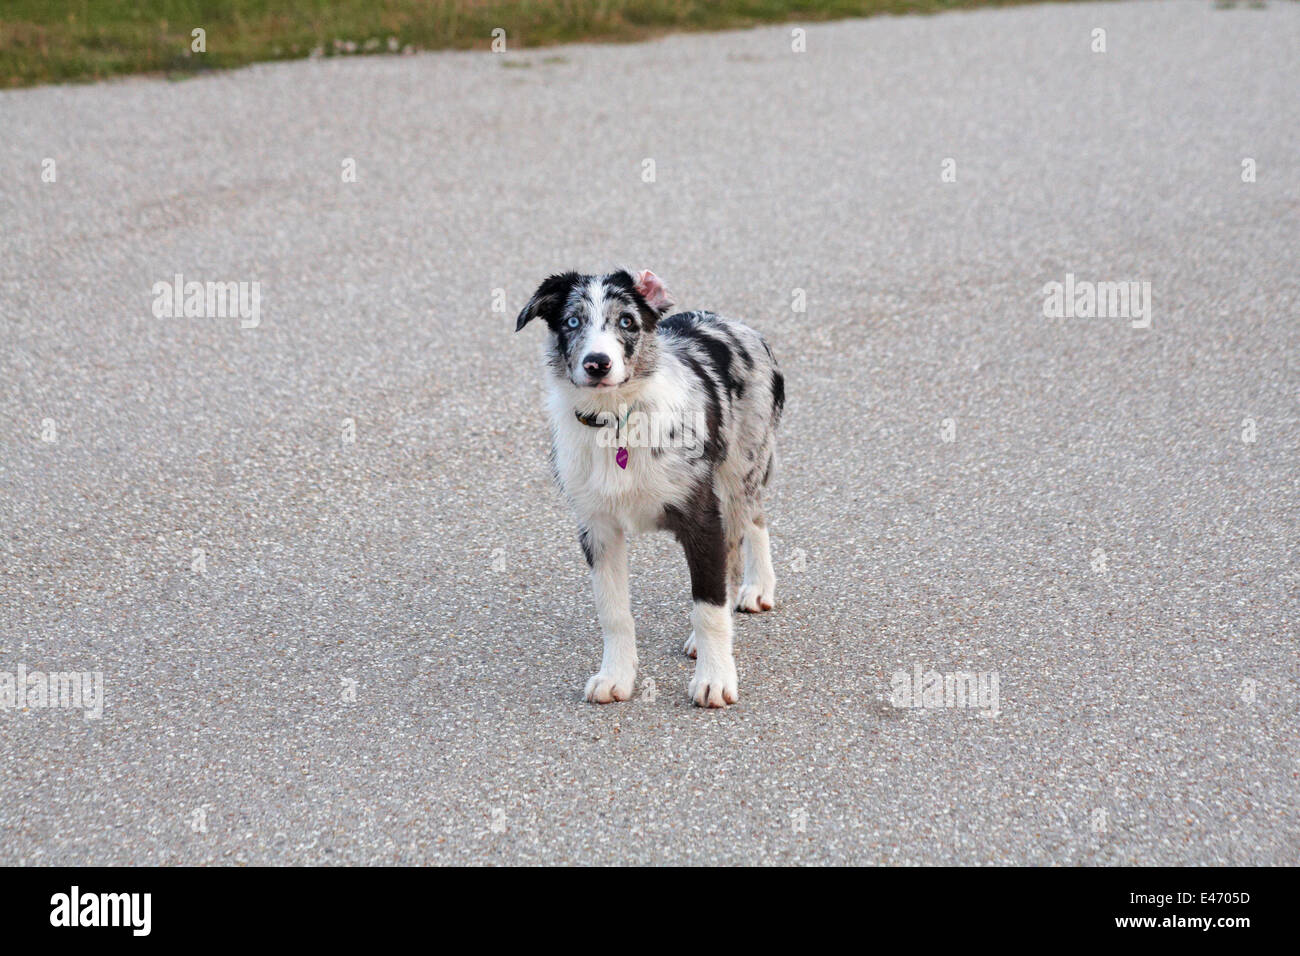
[688, 657, 738, 708]
[584, 670, 634, 704]
[735, 582, 775, 613]
[683, 631, 697, 658]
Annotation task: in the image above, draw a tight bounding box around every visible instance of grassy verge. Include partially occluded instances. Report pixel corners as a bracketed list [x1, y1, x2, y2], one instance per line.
[0, 1, 1060, 88]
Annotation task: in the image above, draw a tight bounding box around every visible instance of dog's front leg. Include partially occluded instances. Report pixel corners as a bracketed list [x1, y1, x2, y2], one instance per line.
[679, 514, 739, 708]
[582, 522, 637, 703]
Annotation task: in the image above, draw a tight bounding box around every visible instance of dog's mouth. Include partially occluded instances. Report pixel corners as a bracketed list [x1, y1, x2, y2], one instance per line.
[573, 373, 630, 389]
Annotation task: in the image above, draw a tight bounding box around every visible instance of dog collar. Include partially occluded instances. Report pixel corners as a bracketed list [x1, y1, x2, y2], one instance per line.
[574, 409, 614, 429]
[573, 405, 633, 469]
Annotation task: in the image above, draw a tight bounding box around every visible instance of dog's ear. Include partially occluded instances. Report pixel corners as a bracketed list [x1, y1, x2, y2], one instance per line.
[516, 272, 580, 332]
[633, 269, 675, 315]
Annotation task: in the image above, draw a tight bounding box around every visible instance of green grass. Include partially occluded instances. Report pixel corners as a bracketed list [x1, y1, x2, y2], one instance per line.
[2, 1, 1050, 88]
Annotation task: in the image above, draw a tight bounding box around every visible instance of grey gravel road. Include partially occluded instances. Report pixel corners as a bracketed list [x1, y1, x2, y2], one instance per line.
[2, 1, 1297, 865]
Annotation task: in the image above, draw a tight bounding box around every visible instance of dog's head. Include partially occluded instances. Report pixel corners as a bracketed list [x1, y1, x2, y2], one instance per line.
[515, 269, 675, 390]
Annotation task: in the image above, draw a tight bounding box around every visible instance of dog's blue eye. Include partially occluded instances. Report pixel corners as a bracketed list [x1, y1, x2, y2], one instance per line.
[619, 316, 633, 329]
[566, 316, 580, 329]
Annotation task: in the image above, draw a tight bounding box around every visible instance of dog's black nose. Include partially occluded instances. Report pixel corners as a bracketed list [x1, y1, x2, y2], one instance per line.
[582, 353, 612, 378]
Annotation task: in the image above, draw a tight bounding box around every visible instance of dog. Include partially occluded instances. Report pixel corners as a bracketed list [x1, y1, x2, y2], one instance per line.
[515, 269, 784, 707]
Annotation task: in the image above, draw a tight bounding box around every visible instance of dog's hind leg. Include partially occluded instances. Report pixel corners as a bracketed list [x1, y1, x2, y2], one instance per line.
[581, 521, 637, 704]
[736, 511, 776, 613]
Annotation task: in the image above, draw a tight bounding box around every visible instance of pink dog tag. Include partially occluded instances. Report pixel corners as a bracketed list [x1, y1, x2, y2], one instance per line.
[616, 447, 628, 469]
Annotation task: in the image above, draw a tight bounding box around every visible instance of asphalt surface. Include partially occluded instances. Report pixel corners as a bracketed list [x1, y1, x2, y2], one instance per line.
[1, 1, 1297, 865]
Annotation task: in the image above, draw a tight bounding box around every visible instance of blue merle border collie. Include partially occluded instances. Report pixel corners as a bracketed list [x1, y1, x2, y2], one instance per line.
[516, 269, 784, 707]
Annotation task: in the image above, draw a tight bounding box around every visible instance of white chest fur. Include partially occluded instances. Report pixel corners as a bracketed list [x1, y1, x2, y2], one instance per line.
[552, 414, 690, 533]
[547, 368, 699, 534]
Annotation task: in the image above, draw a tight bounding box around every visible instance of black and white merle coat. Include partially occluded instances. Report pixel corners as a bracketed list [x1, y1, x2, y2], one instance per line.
[516, 269, 784, 707]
